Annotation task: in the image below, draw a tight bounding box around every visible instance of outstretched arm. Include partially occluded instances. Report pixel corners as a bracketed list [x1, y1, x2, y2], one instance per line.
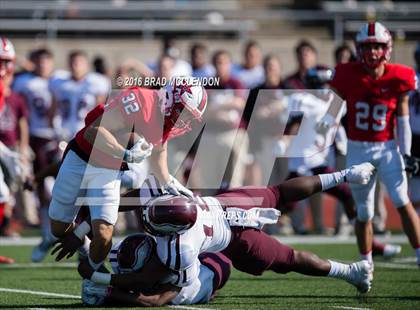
[107, 284, 180, 307]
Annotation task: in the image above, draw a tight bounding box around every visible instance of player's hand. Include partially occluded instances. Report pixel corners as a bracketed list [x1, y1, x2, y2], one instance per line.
[164, 175, 193, 197]
[316, 113, 336, 136]
[404, 155, 420, 177]
[78, 258, 95, 280]
[123, 137, 153, 163]
[51, 232, 84, 261]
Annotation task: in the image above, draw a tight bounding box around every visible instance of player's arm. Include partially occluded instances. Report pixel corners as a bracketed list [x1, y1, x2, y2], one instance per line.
[78, 252, 169, 292]
[397, 92, 412, 156]
[149, 142, 171, 184]
[108, 284, 180, 307]
[83, 108, 127, 159]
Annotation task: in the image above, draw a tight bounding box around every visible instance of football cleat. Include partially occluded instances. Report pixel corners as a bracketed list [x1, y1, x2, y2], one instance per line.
[346, 162, 375, 185]
[81, 279, 108, 306]
[31, 238, 55, 262]
[383, 244, 402, 259]
[347, 260, 373, 293]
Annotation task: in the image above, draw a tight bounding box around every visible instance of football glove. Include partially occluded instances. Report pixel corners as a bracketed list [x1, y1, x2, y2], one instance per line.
[123, 137, 153, 163]
[404, 155, 420, 177]
[163, 175, 193, 197]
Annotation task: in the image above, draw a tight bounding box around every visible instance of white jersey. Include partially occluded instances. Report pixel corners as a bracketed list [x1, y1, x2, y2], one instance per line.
[49, 72, 110, 139]
[138, 175, 279, 287]
[13, 73, 56, 139]
[286, 92, 332, 174]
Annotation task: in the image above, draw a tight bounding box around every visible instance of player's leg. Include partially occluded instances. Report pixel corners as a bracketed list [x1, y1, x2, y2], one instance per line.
[222, 228, 372, 293]
[86, 167, 121, 269]
[379, 147, 420, 265]
[49, 150, 86, 238]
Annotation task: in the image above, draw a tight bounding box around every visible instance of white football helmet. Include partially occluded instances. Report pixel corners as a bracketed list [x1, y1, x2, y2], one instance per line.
[160, 79, 207, 127]
[355, 22, 392, 67]
[0, 37, 16, 77]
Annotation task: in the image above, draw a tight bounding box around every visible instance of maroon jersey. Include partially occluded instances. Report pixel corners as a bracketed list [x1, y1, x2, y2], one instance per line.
[0, 91, 28, 147]
[331, 62, 416, 142]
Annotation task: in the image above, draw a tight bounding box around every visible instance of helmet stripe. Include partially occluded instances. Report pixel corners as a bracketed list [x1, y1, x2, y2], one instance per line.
[368, 23, 375, 36]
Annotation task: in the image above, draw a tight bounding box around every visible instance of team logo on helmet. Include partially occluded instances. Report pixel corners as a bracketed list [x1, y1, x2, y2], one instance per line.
[0, 37, 16, 77]
[113, 233, 155, 273]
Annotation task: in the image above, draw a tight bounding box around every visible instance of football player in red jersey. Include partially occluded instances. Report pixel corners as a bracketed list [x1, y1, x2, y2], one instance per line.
[322, 22, 420, 268]
[48, 81, 207, 275]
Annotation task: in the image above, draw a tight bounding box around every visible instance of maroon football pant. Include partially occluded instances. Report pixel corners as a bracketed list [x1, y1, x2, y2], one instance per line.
[216, 187, 296, 275]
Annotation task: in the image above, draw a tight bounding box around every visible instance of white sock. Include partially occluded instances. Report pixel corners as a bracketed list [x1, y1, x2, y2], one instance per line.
[360, 251, 373, 265]
[319, 170, 347, 191]
[327, 260, 351, 280]
[88, 256, 104, 271]
[78, 237, 91, 258]
[415, 247, 420, 265]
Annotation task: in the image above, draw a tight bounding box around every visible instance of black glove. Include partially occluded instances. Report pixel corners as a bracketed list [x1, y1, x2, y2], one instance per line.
[51, 232, 84, 261]
[404, 155, 420, 177]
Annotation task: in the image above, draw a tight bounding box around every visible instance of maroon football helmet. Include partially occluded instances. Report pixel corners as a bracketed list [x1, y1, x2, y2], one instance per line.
[113, 233, 155, 273]
[142, 195, 198, 236]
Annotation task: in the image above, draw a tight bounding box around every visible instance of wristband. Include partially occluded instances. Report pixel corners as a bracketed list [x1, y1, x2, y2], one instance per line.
[73, 221, 91, 240]
[91, 272, 112, 285]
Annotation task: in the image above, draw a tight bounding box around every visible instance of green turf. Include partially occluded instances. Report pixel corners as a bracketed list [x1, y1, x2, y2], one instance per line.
[0, 244, 419, 309]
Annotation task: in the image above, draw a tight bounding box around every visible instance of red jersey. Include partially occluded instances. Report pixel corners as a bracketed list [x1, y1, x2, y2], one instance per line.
[0, 91, 29, 147]
[330, 62, 416, 142]
[72, 87, 180, 169]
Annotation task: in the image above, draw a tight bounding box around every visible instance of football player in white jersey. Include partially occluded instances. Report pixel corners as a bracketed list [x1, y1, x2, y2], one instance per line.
[12, 48, 63, 262]
[61, 164, 376, 306]
[50, 50, 110, 140]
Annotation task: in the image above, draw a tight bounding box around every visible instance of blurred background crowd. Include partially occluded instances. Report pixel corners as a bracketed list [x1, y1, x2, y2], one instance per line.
[1, 0, 420, 243]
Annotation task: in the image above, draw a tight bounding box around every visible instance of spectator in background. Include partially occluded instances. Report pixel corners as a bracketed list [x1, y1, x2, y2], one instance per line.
[0, 37, 30, 237]
[192, 50, 248, 193]
[93, 55, 111, 79]
[190, 42, 215, 78]
[415, 42, 420, 81]
[334, 44, 356, 65]
[284, 40, 317, 89]
[244, 55, 286, 186]
[162, 38, 192, 77]
[233, 40, 265, 89]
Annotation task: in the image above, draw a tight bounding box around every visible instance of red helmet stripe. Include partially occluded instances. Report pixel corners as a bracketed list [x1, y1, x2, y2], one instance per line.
[368, 23, 375, 36]
[198, 89, 207, 112]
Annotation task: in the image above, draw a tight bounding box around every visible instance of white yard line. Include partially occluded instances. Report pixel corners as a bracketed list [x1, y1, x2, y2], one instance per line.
[0, 262, 77, 269]
[0, 287, 80, 299]
[331, 306, 371, 310]
[0, 235, 409, 246]
[0, 287, 215, 310]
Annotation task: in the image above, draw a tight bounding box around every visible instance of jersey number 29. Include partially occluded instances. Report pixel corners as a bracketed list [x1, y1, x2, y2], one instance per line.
[355, 102, 388, 131]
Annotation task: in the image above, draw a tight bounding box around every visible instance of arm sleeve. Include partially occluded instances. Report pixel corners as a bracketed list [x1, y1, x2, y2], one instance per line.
[397, 115, 412, 156]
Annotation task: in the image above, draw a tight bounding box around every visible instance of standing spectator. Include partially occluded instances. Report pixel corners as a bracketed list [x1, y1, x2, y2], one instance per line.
[334, 44, 356, 65]
[50, 50, 110, 140]
[0, 37, 30, 237]
[190, 42, 215, 78]
[233, 40, 265, 89]
[193, 50, 247, 193]
[244, 55, 286, 186]
[284, 40, 317, 89]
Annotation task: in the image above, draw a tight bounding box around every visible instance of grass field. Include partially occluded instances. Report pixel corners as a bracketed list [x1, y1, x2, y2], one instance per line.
[1, 241, 419, 310]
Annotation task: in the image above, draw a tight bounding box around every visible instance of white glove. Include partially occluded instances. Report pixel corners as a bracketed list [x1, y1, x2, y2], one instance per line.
[316, 113, 336, 136]
[163, 175, 193, 197]
[273, 139, 288, 157]
[81, 279, 108, 306]
[345, 162, 375, 185]
[0, 142, 24, 184]
[123, 137, 153, 163]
